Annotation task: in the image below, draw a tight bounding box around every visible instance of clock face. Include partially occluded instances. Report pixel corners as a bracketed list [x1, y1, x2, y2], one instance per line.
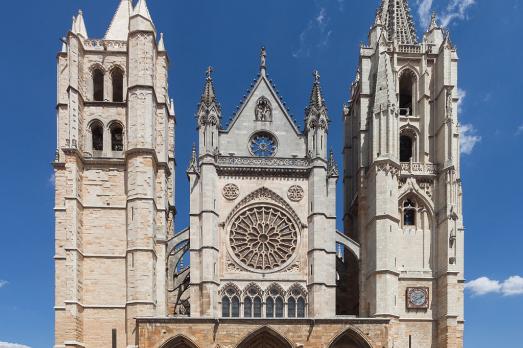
[407, 287, 429, 309]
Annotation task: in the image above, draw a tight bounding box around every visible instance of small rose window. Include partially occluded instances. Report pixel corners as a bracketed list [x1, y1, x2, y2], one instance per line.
[249, 132, 277, 157]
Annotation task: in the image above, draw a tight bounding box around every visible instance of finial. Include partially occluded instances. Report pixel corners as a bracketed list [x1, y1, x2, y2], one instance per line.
[158, 33, 166, 51]
[328, 148, 339, 177]
[260, 46, 267, 72]
[206, 66, 214, 80]
[313, 70, 321, 83]
[428, 11, 438, 31]
[187, 143, 199, 175]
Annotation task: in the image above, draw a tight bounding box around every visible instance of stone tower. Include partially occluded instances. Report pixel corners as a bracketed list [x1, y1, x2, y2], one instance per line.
[53, 0, 175, 347]
[343, 0, 464, 347]
[186, 51, 339, 319]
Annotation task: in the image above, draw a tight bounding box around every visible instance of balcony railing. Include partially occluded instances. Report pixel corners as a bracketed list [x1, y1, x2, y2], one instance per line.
[400, 162, 438, 175]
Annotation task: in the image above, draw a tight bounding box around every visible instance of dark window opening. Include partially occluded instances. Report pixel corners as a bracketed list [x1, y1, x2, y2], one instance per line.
[400, 135, 413, 162]
[399, 72, 415, 116]
[275, 297, 284, 318]
[404, 200, 417, 226]
[111, 126, 123, 151]
[93, 69, 104, 101]
[297, 297, 306, 318]
[288, 298, 296, 318]
[231, 296, 240, 318]
[92, 124, 103, 151]
[266, 297, 274, 318]
[244, 297, 252, 318]
[112, 69, 124, 102]
[253, 297, 262, 317]
[222, 296, 230, 317]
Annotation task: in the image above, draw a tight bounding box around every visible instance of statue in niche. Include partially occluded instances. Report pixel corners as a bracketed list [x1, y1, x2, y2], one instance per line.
[255, 96, 272, 121]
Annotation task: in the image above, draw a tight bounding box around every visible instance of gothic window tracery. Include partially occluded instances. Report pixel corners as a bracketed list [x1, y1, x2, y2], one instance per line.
[243, 284, 263, 318]
[221, 284, 241, 318]
[249, 132, 277, 157]
[255, 97, 272, 121]
[402, 199, 417, 226]
[229, 205, 298, 272]
[287, 284, 307, 318]
[265, 284, 284, 318]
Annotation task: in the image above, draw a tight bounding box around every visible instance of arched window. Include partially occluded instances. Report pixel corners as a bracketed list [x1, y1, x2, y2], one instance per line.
[253, 296, 262, 318]
[231, 296, 240, 318]
[111, 124, 123, 151]
[288, 297, 296, 318]
[111, 68, 124, 102]
[399, 70, 416, 116]
[297, 297, 306, 318]
[266, 297, 274, 318]
[275, 297, 284, 318]
[403, 199, 417, 226]
[244, 297, 252, 318]
[222, 296, 231, 318]
[91, 123, 104, 151]
[93, 69, 104, 101]
[400, 135, 413, 162]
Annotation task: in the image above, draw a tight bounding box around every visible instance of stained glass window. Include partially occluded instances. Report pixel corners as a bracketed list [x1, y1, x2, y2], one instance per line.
[250, 132, 277, 157]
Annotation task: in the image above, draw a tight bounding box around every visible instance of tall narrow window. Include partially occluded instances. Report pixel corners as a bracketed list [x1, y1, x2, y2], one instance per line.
[231, 296, 240, 318]
[244, 297, 253, 318]
[400, 135, 413, 162]
[275, 297, 284, 318]
[91, 124, 103, 151]
[111, 125, 123, 151]
[222, 296, 230, 317]
[93, 69, 104, 101]
[288, 297, 296, 318]
[111, 68, 124, 102]
[297, 297, 306, 318]
[266, 297, 274, 318]
[404, 200, 417, 226]
[399, 70, 416, 116]
[253, 297, 262, 318]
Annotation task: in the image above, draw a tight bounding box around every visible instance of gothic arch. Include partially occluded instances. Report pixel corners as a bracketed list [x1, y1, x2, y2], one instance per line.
[225, 187, 304, 228]
[236, 326, 293, 348]
[398, 178, 434, 216]
[398, 65, 420, 79]
[160, 335, 200, 348]
[243, 282, 264, 298]
[398, 66, 418, 117]
[328, 326, 374, 348]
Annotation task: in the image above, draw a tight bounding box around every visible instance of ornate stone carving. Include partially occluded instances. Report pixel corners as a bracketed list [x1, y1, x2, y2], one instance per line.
[223, 184, 240, 200]
[287, 185, 304, 202]
[255, 97, 272, 121]
[284, 262, 300, 273]
[225, 253, 244, 273]
[229, 205, 298, 272]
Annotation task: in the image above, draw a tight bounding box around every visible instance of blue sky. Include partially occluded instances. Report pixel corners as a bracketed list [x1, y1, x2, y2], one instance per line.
[0, 0, 522, 347]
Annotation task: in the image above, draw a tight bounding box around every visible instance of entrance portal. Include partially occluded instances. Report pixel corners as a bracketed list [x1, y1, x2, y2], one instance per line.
[237, 327, 292, 348]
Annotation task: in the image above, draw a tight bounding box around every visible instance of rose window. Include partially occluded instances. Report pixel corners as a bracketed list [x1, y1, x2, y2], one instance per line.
[229, 205, 298, 271]
[249, 132, 277, 157]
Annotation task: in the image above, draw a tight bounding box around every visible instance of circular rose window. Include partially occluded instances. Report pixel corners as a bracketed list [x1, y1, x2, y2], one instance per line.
[249, 132, 277, 157]
[229, 205, 298, 272]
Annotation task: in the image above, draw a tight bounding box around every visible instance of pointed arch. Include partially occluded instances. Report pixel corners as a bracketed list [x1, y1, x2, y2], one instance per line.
[89, 64, 106, 102]
[398, 178, 434, 216]
[398, 66, 418, 117]
[110, 65, 125, 102]
[160, 335, 200, 348]
[329, 326, 374, 348]
[236, 326, 293, 348]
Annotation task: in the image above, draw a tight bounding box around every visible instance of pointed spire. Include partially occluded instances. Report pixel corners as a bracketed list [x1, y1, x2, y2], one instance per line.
[133, 0, 153, 22]
[308, 70, 326, 111]
[200, 66, 217, 107]
[71, 15, 77, 32]
[373, 42, 396, 111]
[105, 0, 132, 40]
[158, 33, 166, 51]
[260, 46, 267, 75]
[377, 0, 417, 44]
[328, 149, 339, 177]
[75, 10, 88, 38]
[187, 144, 199, 175]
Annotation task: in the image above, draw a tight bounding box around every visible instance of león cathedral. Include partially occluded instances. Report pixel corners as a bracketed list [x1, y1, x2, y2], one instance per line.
[53, 0, 465, 347]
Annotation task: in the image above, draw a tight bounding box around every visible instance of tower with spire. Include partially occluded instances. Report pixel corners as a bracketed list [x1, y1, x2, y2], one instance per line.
[344, 0, 464, 347]
[53, 1, 175, 347]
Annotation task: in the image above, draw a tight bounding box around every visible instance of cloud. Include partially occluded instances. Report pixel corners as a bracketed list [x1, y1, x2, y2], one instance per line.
[0, 280, 8, 289]
[460, 124, 481, 155]
[0, 342, 31, 348]
[516, 125, 523, 136]
[293, 3, 334, 58]
[416, 0, 476, 29]
[456, 88, 466, 114]
[466, 276, 523, 296]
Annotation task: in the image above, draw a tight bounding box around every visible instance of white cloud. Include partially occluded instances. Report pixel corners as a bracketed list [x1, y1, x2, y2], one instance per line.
[0, 280, 8, 288]
[466, 276, 523, 296]
[49, 173, 55, 187]
[0, 342, 31, 348]
[460, 124, 481, 155]
[456, 88, 466, 114]
[416, 0, 476, 28]
[293, 4, 333, 58]
[441, 0, 476, 27]
[516, 125, 523, 136]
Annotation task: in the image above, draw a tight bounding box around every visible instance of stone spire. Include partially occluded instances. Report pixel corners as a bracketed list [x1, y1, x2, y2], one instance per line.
[428, 11, 438, 31]
[377, 0, 417, 44]
[187, 144, 199, 175]
[73, 10, 88, 38]
[133, 0, 153, 22]
[306, 70, 328, 117]
[328, 149, 339, 177]
[158, 33, 166, 51]
[199, 67, 219, 108]
[105, 0, 132, 40]
[373, 36, 397, 111]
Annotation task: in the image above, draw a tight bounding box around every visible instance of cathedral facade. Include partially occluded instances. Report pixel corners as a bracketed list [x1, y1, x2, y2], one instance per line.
[53, 1, 464, 347]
